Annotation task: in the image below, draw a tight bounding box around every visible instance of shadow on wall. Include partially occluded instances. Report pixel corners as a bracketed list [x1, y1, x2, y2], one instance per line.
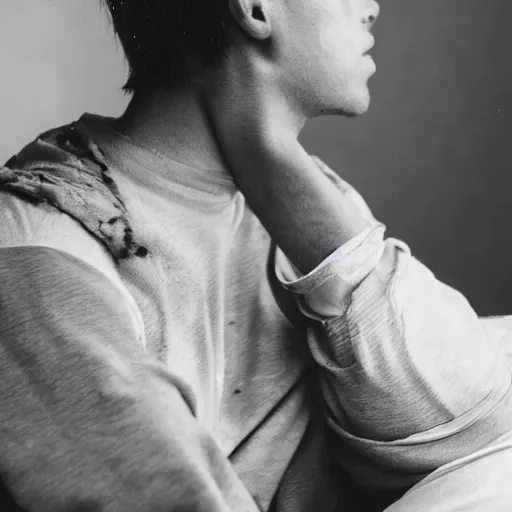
[1, 0, 512, 315]
[301, 0, 512, 315]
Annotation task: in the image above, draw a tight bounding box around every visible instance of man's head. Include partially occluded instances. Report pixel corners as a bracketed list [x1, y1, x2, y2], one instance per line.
[273, 0, 379, 117]
[105, 0, 379, 119]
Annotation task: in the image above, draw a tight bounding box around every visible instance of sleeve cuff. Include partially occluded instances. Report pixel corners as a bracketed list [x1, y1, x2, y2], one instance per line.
[274, 223, 387, 319]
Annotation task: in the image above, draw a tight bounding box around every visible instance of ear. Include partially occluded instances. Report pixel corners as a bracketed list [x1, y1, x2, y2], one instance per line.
[227, 0, 272, 40]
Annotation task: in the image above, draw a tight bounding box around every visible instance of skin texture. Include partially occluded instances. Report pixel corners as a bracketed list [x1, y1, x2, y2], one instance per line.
[114, 0, 380, 273]
[260, 0, 379, 118]
[200, 0, 380, 272]
[114, 0, 379, 171]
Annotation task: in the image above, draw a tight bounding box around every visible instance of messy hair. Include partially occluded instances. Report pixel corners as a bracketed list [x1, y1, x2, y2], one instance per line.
[103, 0, 235, 93]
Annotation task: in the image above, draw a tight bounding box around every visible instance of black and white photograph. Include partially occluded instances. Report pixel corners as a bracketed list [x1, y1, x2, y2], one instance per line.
[1, 1, 511, 511]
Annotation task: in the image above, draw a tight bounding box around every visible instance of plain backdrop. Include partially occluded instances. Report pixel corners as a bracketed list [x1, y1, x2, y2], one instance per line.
[1, 0, 512, 315]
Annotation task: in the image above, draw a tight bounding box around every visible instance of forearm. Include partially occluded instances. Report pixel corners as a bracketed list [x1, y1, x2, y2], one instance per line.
[0, 246, 257, 512]
[268, 159, 512, 442]
[231, 137, 370, 274]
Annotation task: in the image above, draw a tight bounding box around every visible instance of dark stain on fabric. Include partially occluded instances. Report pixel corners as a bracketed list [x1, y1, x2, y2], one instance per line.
[0, 122, 150, 264]
[123, 227, 134, 245]
[56, 124, 115, 188]
[103, 174, 114, 186]
[135, 246, 149, 258]
[56, 126, 99, 164]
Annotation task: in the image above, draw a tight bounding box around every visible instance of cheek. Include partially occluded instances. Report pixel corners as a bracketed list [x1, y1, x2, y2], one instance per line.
[279, 13, 368, 112]
[340, 0, 355, 17]
[318, 44, 363, 99]
[291, 34, 361, 100]
[316, 20, 361, 70]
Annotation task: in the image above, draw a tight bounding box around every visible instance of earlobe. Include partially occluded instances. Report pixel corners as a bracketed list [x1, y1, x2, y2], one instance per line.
[227, 0, 272, 40]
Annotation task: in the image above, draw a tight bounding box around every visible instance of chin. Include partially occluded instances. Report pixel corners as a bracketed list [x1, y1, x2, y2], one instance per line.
[343, 83, 372, 115]
[348, 96, 371, 116]
[316, 91, 371, 118]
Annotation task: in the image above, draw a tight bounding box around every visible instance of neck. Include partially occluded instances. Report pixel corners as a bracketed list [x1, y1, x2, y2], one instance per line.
[114, 86, 230, 172]
[113, 51, 308, 174]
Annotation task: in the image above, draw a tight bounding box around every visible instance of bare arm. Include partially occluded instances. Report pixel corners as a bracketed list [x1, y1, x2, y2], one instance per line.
[219, 133, 370, 274]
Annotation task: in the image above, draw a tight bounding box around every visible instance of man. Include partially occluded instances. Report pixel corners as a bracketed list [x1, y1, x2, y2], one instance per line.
[0, 0, 511, 511]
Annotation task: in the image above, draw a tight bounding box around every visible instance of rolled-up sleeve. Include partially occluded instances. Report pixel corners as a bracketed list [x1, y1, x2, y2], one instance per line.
[275, 160, 512, 493]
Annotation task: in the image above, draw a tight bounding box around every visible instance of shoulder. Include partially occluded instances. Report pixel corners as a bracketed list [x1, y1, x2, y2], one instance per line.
[0, 188, 104, 261]
[0, 189, 122, 290]
[0, 121, 148, 261]
[0, 190, 145, 345]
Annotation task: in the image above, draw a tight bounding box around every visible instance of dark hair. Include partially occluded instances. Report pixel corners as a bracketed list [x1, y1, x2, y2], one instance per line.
[103, 0, 235, 93]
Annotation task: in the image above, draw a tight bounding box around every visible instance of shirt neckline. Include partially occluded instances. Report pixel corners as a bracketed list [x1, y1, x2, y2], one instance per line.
[77, 112, 239, 201]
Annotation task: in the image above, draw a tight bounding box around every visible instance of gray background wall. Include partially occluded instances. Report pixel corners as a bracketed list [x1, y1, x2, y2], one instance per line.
[2, 0, 512, 315]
